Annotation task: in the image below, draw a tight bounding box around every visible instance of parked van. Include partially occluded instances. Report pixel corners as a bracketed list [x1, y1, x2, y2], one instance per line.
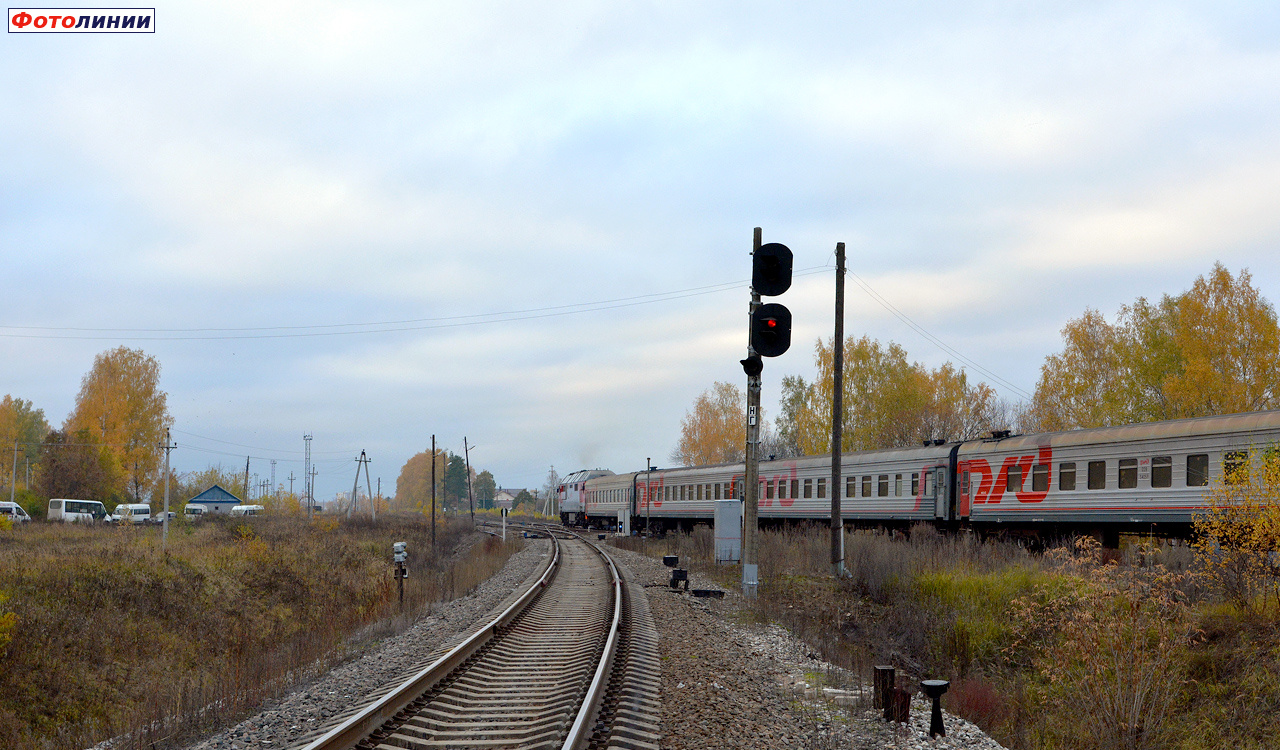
[47, 498, 109, 523]
[0, 501, 31, 523]
[151, 511, 176, 525]
[229, 504, 264, 517]
[183, 503, 208, 518]
[112, 503, 153, 525]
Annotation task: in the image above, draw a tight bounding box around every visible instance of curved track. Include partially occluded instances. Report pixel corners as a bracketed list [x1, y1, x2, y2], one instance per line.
[298, 531, 658, 750]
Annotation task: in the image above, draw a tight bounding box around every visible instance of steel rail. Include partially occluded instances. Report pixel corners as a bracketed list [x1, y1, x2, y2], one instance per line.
[300, 534, 561, 750]
[559, 537, 623, 750]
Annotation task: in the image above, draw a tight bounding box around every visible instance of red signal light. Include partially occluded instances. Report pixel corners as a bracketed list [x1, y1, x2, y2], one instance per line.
[766, 318, 777, 328]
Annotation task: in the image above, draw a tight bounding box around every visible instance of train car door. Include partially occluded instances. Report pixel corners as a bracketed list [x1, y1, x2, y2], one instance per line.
[934, 467, 948, 520]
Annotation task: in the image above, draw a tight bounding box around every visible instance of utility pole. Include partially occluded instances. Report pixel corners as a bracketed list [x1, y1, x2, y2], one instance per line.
[464, 437, 475, 524]
[9, 442, 18, 505]
[831, 242, 846, 577]
[310, 466, 317, 511]
[349, 450, 371, 520]
[162, 429, 175, 552]
[303, 434, 313, 518]
[430, 435, 437, 548]
[243, 456, 250, 503]
[270, 459, 277, 501]
[288, 471, 296, 499]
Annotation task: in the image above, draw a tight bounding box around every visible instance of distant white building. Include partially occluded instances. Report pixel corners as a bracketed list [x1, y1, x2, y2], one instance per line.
[494, 488, 524, 510]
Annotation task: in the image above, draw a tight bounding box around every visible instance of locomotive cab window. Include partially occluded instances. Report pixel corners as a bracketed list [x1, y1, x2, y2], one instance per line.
[1032, 464, 1049, 492]
[1088, 461, 1106, 490]
[1118, 458, 1137, 489]
[1152, 456, 1172, 488]
[1225, 451, 1248, 485]
[1186, 454, 1209, 487]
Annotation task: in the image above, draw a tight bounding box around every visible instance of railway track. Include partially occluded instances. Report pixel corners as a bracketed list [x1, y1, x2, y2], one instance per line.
[297, 530, 660, 750]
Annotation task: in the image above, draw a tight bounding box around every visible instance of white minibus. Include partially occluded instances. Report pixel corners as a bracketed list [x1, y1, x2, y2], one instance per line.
[112, 503, 153, 525]
[47, 499, 109, 523]
[229, 504, 265, 517]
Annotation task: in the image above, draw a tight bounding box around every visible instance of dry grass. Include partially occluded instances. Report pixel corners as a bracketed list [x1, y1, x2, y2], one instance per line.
[616, 524, 1272, 750]
[0, 513, 520, 750]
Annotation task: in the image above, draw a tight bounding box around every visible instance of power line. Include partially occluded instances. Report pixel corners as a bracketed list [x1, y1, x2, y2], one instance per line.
[843, 269, 1034, 401]
[0, 267, 831, 341]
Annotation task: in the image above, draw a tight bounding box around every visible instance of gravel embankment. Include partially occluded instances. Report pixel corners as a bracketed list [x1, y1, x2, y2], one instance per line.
[177, 536, 551, 750]
[607, 545, 1008, 750]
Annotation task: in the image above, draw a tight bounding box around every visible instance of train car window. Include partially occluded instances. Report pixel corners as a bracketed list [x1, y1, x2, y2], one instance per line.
[1059, 463, 1076, 491]
[1007, 465, 1023, 493]
[817, 478, 826, 499]
[912, 473, 920, 495]
[786, 479, 795, 498]
[1118, 458, 1138, 489]
[924, 472, 935, 497]
[1032, 464, 1049, 492]
[846, 476, 855, 498]
[778, 480, 787, 499]
[862, 476, 872, 496]
[765, 480, 774, 500]
[961, 471, 970, 497]
[759, 480, 766, 498]
[695, 485, 701, 501]
[877, 475, 888, 496]
[1186, 454, 1208, 486]
[803, 479, 813, 498]
[1225, 451, 1248, 485]
[1088, 461, 1106, 490]
[714, 483, 721, 500]
[1151, 456, 1172, 488]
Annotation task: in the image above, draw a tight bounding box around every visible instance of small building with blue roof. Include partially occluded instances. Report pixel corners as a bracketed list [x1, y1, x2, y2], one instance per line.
[188, 484, 242, 515]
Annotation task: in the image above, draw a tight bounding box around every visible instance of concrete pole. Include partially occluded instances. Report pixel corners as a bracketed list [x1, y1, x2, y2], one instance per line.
[9, 442, 17, 504]
[743, 226, 762, 598]
[163, 429, 172, 552]
[431, 435, 437, 549]
[464, 437, 475, 524]
[645, 458, 652, 534]
[831, 242, 846, 577]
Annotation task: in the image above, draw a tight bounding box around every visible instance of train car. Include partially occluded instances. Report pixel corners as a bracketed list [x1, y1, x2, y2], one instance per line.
[558, 469, 614, 527]
[583, 471, 638, 530]
[958, 410, 1280, 541]
[630, 443, 954, 531]
[574, 410, 1280, 540]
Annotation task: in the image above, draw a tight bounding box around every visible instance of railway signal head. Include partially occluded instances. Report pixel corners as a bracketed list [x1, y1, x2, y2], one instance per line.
[752, 242, 793, 297]
[751, 303, 792, 357]
[741, 354, 763, 377]
[393, 541, 408, 563]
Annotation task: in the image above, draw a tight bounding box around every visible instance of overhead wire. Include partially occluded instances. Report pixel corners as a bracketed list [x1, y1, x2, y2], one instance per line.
[0, 268, 831, 341]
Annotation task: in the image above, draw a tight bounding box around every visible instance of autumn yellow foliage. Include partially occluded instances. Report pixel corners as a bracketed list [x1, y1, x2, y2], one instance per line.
[64, 347, 172, 500]
[1029, 263, 1280, 432]
[1192, 447, 1280, 615]
[671, 381, 747, 466]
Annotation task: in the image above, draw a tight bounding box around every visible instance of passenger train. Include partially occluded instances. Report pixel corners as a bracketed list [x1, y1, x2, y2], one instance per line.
[557, 410, 1280, 542]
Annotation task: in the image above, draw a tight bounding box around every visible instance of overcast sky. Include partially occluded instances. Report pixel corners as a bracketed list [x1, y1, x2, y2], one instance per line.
[3, 2, 1279, 499]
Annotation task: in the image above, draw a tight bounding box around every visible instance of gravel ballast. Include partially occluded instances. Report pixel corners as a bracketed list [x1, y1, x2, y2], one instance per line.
[606, 544, 1008, 750]
[173, 536, 551, 750]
